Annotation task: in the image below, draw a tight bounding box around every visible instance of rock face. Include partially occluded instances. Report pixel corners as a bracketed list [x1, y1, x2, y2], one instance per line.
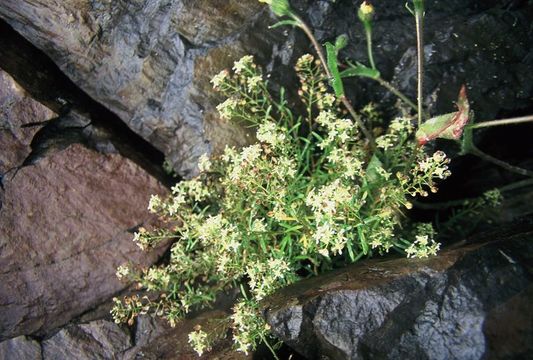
[0, 336, 42, 360]
[0, 143, 168, 340]
[2, 0, 530, 176]
[0, 70, 56, 173]
[42, 320, 132, 360]
[264, 221, 533, 360]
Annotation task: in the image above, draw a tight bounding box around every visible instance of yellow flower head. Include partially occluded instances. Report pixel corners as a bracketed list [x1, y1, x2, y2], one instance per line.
[360, 1, 374, 16]
[358, 1, 375, 23]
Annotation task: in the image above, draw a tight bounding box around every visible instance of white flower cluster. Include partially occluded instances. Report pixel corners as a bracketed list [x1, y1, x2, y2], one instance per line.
[216, 97, 238, 120]
[115, 264, 130, 280]
[405, 234, 441, 258]
[210, 69, 229, 89]
[246, 258, 291, 300]
[306, 179, 354, 221]
[231, 300, 267, 354]
[327, 148, 364, 179]
[256, 121, 286, 148]
[315, 110, 355, 149]
[198, 214, 239, 252]
[232, 55, 255, 74]
[416, 150, 451, 180]
[188, 329, 210, 356]
[376, 117, 413, 150]
[198, 153, 212, 173]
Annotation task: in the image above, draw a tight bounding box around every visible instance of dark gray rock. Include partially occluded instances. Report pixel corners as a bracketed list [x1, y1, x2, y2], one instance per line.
[0, 0, 271, 177]
[2, 1, 529, 176]
[264, 222, 533, 360]
[0, 336, 42, 360]
[42, 320, 131, 360]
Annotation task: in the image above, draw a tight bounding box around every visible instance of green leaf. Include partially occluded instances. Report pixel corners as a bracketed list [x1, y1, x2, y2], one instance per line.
[357, 226, 369, 255]
[270, 0, 292, 17]
[365, 153, 383, 184]
[325, 42, 344, 97]
[335, 34, 349, 52]
[416, 85, 470, 145]
[460, 126, 475, 155]
[269, 19, 300, 29]
[340, 62, 380, 79]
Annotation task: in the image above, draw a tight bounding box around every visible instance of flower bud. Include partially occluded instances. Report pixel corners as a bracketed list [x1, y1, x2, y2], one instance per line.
[260, 0, 292, 17]
[358, 1, 375, 23]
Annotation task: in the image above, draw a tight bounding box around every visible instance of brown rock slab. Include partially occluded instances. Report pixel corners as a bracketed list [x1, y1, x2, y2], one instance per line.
[123, 311, 251, 360]
[0, 70, 56, 173]
[0, 143, 168, 340]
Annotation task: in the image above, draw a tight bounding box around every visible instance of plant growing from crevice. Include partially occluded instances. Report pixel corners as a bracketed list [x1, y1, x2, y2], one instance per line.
[111, 0, 533, 358]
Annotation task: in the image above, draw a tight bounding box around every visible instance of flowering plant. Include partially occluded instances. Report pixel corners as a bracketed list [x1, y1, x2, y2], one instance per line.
[110, 0, 525, 357]
[112, 51, 448, 355]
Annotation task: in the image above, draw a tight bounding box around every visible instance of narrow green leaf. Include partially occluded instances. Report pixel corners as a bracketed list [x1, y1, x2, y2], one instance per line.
[269, 19, 300, 29]
[346, 238, 356, 262]
[357, 226, 369, 255]
[325, 42, 345, 97]
[340, 63, 380, 79]
[335, 34, 349, 52]
[365, 153, 383, 184]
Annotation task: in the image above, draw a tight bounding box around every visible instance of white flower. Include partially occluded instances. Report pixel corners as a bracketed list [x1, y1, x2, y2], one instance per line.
[116, 265, 130, 279]
[256, 121, 286, 147]
[247, 75, 263, 92]
[216, 98, 238, 120]
[232, 55, 254, 74]
[188, 330, 209, 356]
[147, 194, 161, 213]
[251, 218, 267, 232]
[241, 144, 262, 164]
[198, 153, 212, 172]
[210, 69, 229, 89]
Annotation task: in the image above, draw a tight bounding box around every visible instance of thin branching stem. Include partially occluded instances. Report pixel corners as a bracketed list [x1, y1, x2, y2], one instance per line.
[414, 4, 424, 127]
[375, 77, 418, 112]
[290, 13, 376, 148]
[467, 115, 533, 129]
[470, 146, 533, 178]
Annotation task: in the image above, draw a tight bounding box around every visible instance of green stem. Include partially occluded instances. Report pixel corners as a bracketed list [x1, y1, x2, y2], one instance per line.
[260, 333, 280, 360]
[290, 13, 376, 148]
[467, 115, 533, 129]
[414, 3, 424, 128]
[375, 77, 418, 112]
[364, 22, 376, 70]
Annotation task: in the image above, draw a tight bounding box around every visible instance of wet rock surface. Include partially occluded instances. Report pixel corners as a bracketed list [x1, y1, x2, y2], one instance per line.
[42, 320, 132, 360]
[264, 220, 533, 360]
[0, 70, 56, 173]
[2, 1, 530, 176]
[0, 143, 168, 340]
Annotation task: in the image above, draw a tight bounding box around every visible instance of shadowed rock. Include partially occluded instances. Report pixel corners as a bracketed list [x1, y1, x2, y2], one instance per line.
[1, 1, 531, 177]
[264, 220, 533, 359]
